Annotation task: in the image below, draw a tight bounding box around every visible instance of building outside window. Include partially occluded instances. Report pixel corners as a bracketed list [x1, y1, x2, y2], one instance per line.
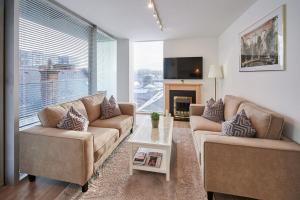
[133, 41, 164, 113]
[18, 0, 116, 128]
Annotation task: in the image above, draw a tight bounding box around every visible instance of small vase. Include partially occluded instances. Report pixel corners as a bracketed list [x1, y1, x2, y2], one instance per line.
[152, 120, 159, 128]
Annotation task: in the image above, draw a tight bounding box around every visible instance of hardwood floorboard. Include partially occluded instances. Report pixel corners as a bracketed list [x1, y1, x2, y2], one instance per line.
[0, 176, 68, 200]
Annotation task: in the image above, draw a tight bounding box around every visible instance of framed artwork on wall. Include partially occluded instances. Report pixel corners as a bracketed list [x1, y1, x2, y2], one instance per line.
[240, 5, 286, 72]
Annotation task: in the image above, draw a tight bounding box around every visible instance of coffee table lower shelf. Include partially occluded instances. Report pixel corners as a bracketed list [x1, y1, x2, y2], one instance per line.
[129, 146, 171, 181]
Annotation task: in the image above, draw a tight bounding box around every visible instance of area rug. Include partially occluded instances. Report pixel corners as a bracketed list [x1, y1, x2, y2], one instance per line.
[55, 121, 254, 200]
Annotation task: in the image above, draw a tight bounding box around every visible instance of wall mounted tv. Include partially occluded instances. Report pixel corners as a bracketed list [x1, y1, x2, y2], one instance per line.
[163, 57, 203, 79]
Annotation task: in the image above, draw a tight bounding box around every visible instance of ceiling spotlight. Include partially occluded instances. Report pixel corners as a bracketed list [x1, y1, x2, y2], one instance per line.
[146, 0, 164, 31]
[147, 0, 153, 8]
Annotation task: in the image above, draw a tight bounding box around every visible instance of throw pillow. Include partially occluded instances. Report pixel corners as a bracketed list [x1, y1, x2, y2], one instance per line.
[57, 106, 89, 131]
[100, 96, 122, 119]
[109, 95, 122, 115]
[221, 109, 256, 137]
[202, 98, 224, 122]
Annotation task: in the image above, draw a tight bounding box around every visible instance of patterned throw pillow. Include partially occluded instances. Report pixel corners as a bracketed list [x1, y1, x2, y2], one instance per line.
[100, 96, 122, 119]
[57, 106, 89, 131]
[202, 98, 224, 122]
[221, 109, 256, 137]
[109, 96, 122, 115]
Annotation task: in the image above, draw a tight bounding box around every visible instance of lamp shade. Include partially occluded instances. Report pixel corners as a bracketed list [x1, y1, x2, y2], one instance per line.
[208, 65, 223, 78]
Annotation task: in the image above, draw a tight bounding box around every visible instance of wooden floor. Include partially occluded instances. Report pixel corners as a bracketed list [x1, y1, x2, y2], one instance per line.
[0, 114, 188, 200]
[0, 176, 68, 200]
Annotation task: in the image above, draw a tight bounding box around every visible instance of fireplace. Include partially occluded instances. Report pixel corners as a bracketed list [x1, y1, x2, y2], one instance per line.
[169, 90, 196, 120]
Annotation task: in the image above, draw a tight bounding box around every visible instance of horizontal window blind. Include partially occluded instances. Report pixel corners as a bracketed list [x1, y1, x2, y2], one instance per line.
[19, 0, 92, 128]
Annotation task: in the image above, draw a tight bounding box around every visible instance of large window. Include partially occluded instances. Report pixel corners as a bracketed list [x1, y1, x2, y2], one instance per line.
[19, 0, 116, 128]
[133, 41, 164, 113]
[96, 32, 117, 97]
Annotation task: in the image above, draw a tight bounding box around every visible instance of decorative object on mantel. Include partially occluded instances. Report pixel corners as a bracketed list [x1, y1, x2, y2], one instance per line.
[151, 112, 160, 128]
[208, 65, 223, 100]
[240, 5, 285, 72]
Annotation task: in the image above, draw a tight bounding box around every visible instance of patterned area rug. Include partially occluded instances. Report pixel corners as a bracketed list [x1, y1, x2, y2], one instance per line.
[55, 121, 254, 200]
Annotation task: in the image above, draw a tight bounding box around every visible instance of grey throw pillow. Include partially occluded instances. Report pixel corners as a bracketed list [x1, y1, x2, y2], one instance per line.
[100, 96, 121, 119]
[57, 106, 89, 131]
[221, 109, 256, 137]
[202, 98, 224, 122]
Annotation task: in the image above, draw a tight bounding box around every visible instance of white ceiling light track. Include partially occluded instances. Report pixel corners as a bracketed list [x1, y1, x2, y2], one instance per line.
[147, 0, 163, 31]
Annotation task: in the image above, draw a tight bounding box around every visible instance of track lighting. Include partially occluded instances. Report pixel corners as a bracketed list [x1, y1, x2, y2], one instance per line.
[147, 0, 153, 8]
[146, 0, 163, 31]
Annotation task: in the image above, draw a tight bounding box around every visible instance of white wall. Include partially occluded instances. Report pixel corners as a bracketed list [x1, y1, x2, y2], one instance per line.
[218, 0, 300, 142]
[164, 37, 219, 103]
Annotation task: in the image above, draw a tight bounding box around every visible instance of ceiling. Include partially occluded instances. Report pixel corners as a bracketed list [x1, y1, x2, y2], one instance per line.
[55, 0, 256, 41]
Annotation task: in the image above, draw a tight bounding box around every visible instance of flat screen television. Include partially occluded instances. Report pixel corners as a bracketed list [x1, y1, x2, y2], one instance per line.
[163, 57, 203, 79]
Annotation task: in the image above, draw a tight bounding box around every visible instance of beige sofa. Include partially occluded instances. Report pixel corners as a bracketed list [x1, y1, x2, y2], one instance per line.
[19, 93, 136, 192]
[190, 95, 300, 200]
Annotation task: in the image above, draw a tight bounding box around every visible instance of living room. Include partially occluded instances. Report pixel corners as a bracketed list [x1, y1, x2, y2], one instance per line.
[0, 0, 299, 199]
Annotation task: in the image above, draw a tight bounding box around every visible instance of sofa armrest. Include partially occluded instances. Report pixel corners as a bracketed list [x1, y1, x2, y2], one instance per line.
[201, 135, 300, 200]
[118, 102, 136, 127]
[189, 104, 205, 116]
[19, 125, 93, 186]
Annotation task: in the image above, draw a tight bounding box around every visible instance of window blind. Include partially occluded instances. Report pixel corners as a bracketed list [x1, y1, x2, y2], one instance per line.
[19, 0, 92, 128]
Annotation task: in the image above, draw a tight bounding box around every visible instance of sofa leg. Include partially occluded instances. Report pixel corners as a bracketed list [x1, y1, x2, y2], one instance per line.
[207, 191, 213, 200]
[28, 174, 36, 182]
[130, 128, 133, 134]
[82, 182, 89, 192]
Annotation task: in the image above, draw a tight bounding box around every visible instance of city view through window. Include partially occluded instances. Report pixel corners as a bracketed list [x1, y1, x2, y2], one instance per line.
[19, 15, 90, 128]
[133, 41, 164, 113]
[18, 0, 116, 128]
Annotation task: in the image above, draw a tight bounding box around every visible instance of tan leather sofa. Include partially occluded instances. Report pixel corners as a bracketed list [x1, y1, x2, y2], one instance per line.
[19, 93, 136, 192]
[190, 95, 300, 200]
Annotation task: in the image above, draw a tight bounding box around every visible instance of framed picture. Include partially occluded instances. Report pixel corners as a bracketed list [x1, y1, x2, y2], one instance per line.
[240, 5, 286, 72]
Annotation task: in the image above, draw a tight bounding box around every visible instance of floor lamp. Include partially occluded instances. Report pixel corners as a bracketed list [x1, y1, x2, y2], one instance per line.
[208, 65, 223, 100]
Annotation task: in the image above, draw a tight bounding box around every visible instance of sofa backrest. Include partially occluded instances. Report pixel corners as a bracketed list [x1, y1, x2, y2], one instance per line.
[224, 95, 245, 121]
[38, 105, 67, 128]
[60, 100, 88, 119]
[38, 99, 89, 128]
[237, 102, 284, 140]
[81, 94, 105, 122]
[38, 94, 107, 128]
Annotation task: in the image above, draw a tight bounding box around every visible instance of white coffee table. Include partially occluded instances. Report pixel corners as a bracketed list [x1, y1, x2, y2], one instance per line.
[128, 116, 174, 181]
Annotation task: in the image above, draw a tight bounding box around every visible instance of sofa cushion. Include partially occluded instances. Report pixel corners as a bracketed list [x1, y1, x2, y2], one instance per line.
[224, 95, 245, 121]
[221, 109, 256, 138]
[90, 115, 133, 135]
[81, 94, 105, 122]
[61, 100, 88, 120]
[190, 116, 222, 132]
[237, 102, 284, 140]
[87, 127, 119, 162]
[193, 130, 220, 164]
[38, 105, 67, 128]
